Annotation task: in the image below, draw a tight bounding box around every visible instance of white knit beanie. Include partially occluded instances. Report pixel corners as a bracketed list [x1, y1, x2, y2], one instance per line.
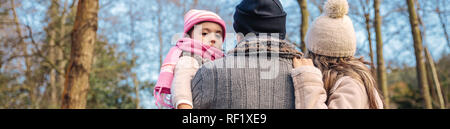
[305, 0, 356, 57]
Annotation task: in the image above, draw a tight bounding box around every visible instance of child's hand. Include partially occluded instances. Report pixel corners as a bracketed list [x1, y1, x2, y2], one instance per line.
[177, 103, 193, 109]
[293, 58, 314, 68]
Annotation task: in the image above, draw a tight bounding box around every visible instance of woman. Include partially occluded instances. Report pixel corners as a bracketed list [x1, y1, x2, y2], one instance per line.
[291, 0, 384, 109]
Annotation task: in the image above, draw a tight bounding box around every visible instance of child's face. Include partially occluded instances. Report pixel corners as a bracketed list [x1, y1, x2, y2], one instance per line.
[190, 22, 224, 50]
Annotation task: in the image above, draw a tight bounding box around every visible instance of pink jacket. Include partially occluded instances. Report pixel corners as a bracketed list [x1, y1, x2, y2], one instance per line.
[154, 38, 224, 109]
[291, 66, 384, 109]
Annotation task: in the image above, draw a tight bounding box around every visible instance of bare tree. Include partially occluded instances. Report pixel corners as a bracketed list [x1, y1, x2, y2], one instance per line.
[373, 0, 390, 108]
[311, 0, 325, 13]
[424, 47, 445, 109]
[11, 0, 38, 108]
[157, 0, 163, 70]
[61, 0, 99, 109]
[297, 0, 309, 52]
[128, 0, 140, 109]
[47, 0, 59, 108]
[11, 0, 30, 75]
[55, 0, 75, 108]
[434, 0, 449, 47]
[358, 0, 376, 77]
[406, 0, 432, 109]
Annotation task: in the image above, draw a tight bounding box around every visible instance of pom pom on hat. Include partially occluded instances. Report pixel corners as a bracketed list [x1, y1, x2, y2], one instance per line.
[324, 0, 349, 18]
[305, 0, 357, 57]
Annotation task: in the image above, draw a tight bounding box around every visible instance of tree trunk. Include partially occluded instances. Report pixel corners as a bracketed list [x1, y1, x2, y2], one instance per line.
[424, 47, 445, 109]
[406, 0, 432, 109]
[157, 0, 163, 70]
[49, 30, 57, 108]
[48, 0, 59, 109]
[128, 2, 140, 109]
[311, 0, 324, 13]
[133, 73, 140, 109]
[373, 0, 390, 109]
[425, 59, 438, 107]
[360, 0, 376, 77]
[435, 3, 450, 47]
[365, 14, 376, 77]
[11, 0, 36, 108]
[297, 0, 308, 52]
[11, 0, 30, 75]
[55, 0, 70, 108]
[61, 0, 98, 109]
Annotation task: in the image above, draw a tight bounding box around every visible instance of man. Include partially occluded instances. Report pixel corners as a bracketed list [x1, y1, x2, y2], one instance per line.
[191, 0, 302, 109]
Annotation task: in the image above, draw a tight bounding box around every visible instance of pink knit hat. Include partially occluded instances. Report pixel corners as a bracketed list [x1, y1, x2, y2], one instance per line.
[184, 9, 226, 41]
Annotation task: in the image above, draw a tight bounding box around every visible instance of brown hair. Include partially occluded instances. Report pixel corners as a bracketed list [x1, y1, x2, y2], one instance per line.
[306, 51, 384, 109]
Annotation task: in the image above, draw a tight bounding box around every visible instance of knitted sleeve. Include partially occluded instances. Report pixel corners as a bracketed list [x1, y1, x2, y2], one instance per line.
[171, 56, 200, 109]
[291, 66, 370, 109]
[291, 66, 328, 109]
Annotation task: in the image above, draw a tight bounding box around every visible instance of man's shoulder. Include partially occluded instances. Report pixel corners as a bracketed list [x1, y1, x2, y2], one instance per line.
[195, 57, 223, 76]
[198, 56, 231, 70]
[199, 55, 293, 70]
[195, 56, 240, 78]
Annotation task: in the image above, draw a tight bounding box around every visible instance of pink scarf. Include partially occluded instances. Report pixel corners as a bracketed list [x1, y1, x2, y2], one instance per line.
[154, 38, 224, 108]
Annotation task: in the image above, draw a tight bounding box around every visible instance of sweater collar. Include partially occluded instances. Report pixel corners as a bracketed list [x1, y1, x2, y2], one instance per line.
[227, 36, 303, 59]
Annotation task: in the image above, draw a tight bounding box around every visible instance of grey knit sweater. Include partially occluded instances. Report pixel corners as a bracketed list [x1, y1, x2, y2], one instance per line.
[191, 36, 302, 109]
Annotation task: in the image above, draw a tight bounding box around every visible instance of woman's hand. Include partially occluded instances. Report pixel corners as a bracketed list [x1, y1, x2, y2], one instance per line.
[177, 103, 193, 109]
[293, 58, 314, 68]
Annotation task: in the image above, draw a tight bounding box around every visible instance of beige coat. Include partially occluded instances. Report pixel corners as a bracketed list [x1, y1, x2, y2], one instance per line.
[291, 66, 383, 109]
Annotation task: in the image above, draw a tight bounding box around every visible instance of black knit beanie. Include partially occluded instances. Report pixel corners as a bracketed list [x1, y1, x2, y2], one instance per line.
[233, 0, 287, 39]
